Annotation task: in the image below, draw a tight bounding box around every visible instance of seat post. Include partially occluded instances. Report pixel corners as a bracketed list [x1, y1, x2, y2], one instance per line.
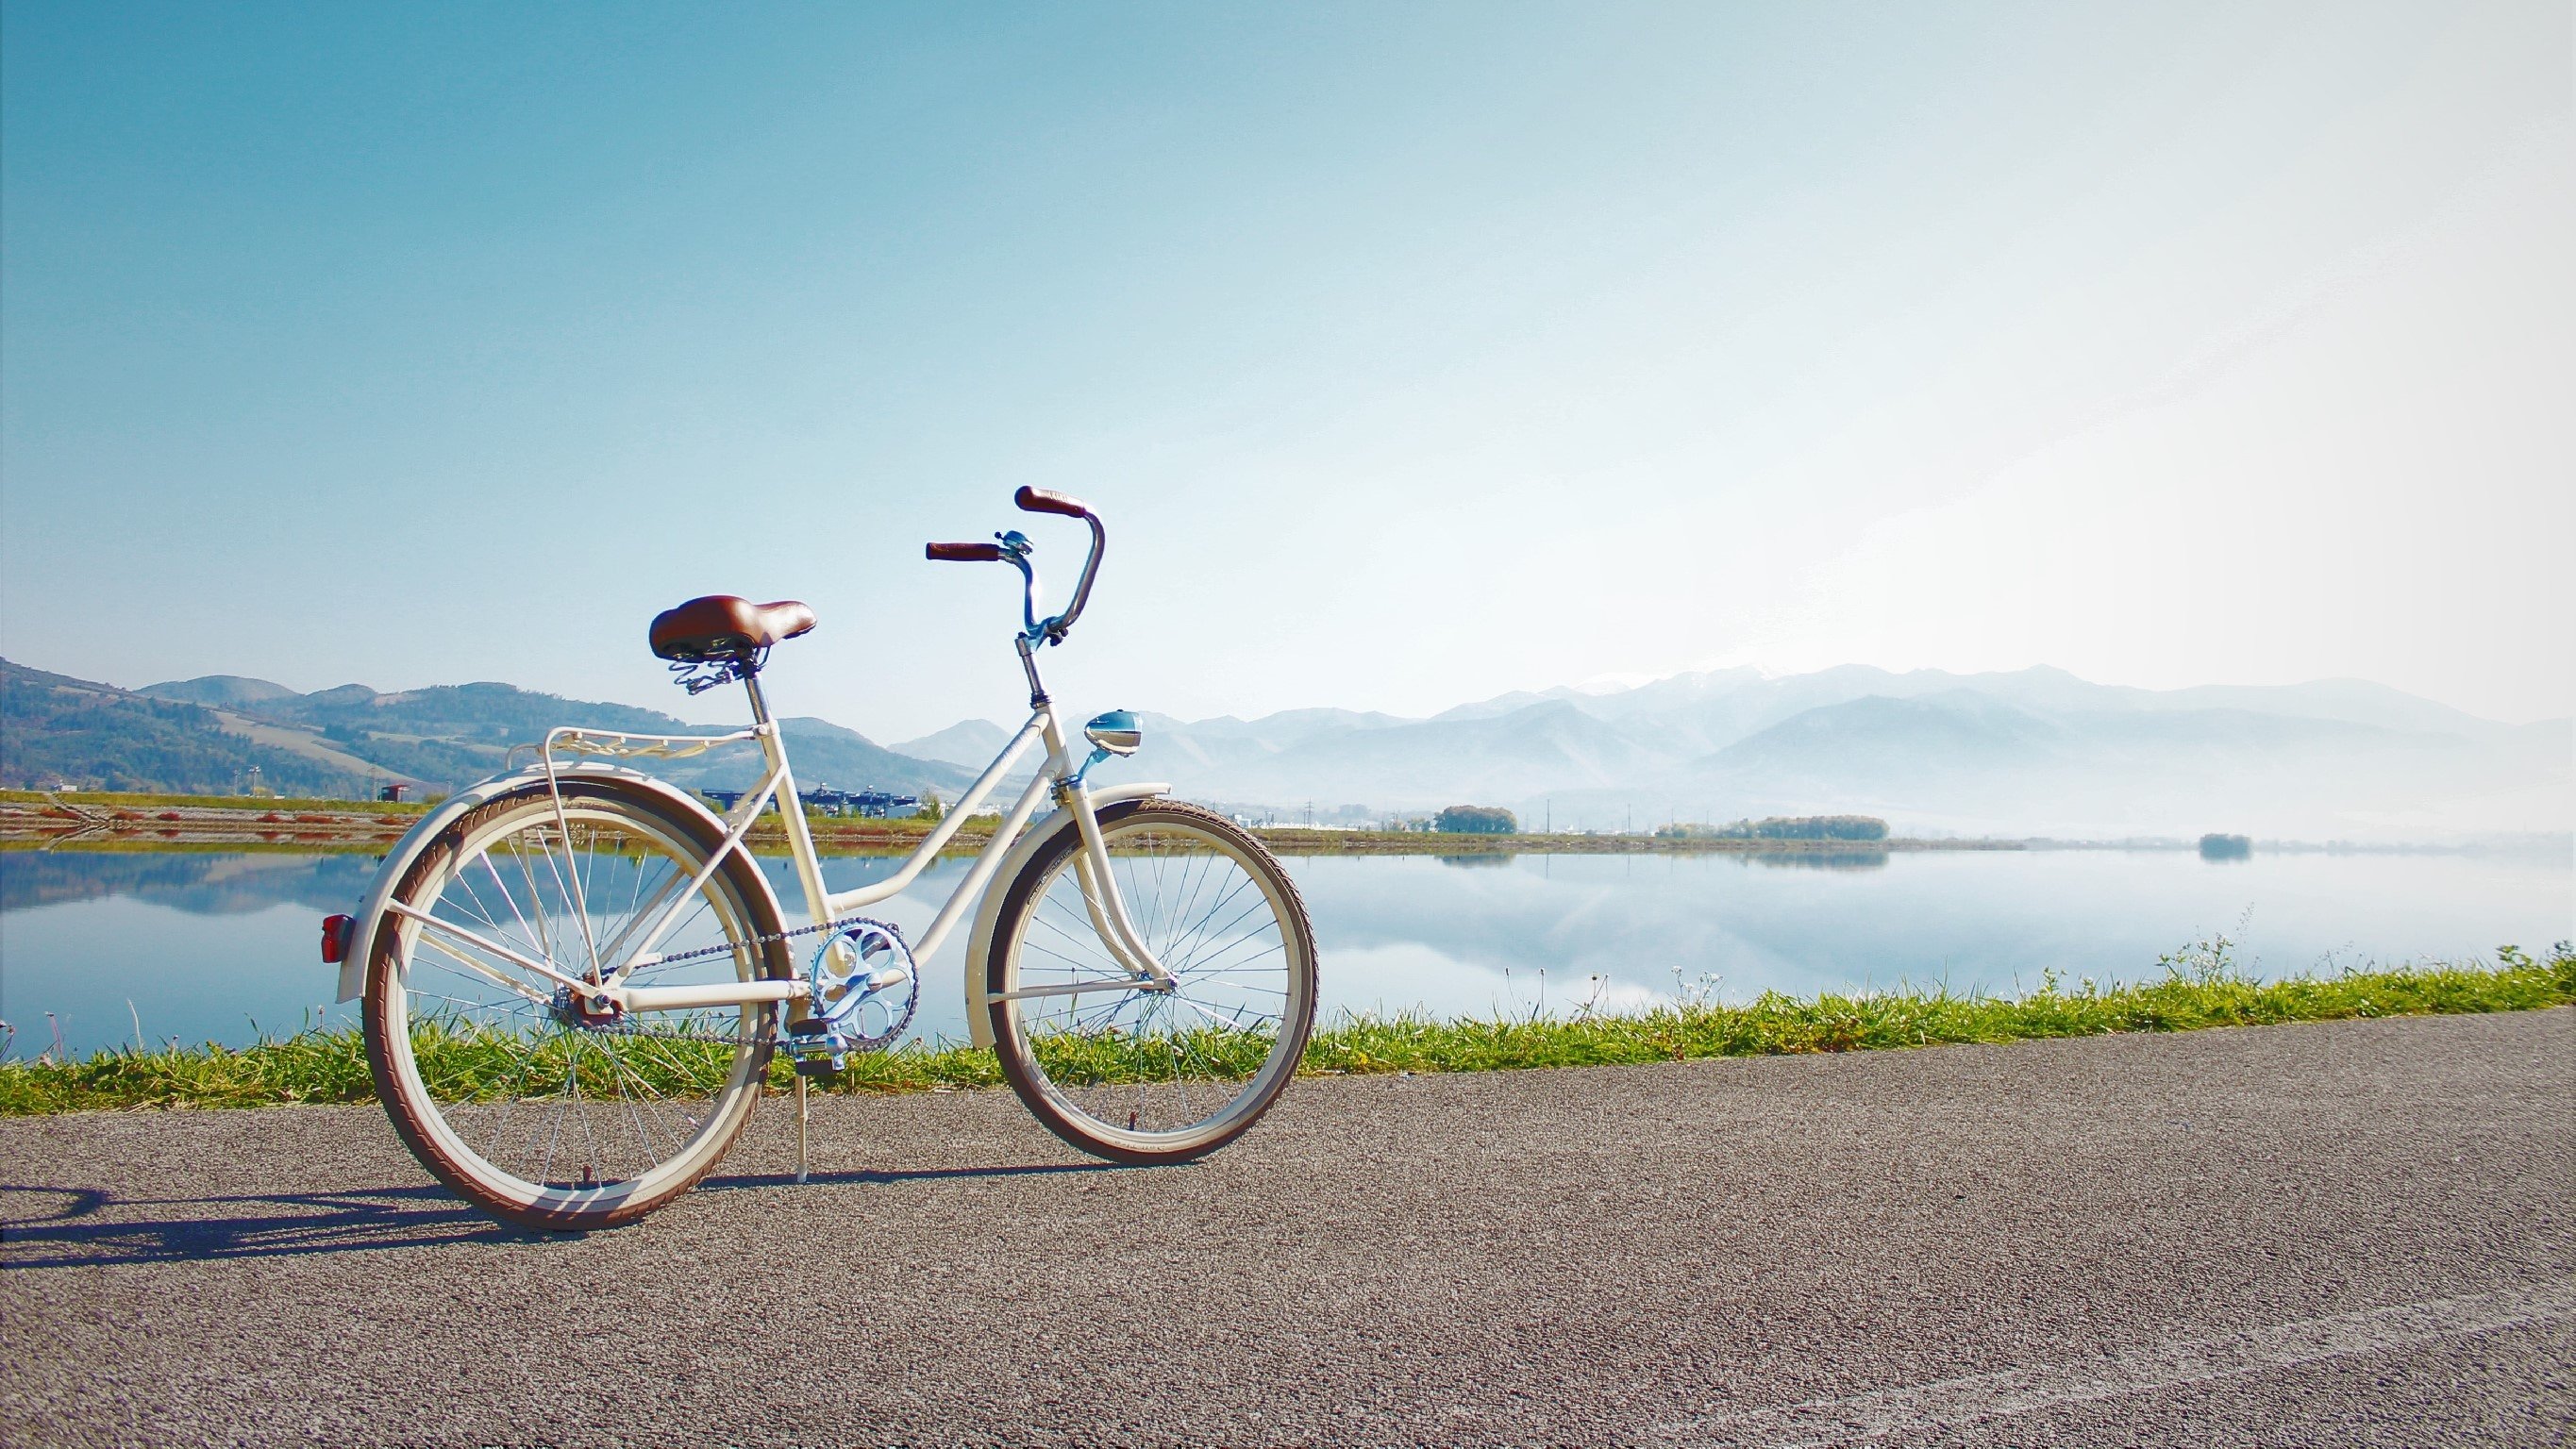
[742, 667, 832, 940]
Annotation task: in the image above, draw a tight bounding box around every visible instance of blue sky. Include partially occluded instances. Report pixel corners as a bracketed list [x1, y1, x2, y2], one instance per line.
[3, 1, 2568, 740]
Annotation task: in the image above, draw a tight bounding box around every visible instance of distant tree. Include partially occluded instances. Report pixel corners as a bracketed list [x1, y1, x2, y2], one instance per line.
[918, 791, 944, 823]
[1434, 805, 1518, 835]
[1748, 814, 1887, 841]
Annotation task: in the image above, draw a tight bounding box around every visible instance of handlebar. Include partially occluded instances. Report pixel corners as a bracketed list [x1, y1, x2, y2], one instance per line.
[924, 490, 1108, 646]
[1014, 486, 1087, 518]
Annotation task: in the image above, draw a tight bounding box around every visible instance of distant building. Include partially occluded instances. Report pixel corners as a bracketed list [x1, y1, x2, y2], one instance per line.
[700, 786, 922, 819]
[802, 786, 923, 819]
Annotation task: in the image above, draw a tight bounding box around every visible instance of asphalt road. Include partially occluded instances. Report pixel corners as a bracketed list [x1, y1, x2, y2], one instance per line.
[5, 1009, 2570, 1447]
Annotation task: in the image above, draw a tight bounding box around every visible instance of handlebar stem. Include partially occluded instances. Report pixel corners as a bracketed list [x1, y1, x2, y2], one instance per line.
[933, 492, 1106, 670]
[1013, 632, 1050, 708]
[993, 532, 1046, 641]
[995, 510, 1105, 648]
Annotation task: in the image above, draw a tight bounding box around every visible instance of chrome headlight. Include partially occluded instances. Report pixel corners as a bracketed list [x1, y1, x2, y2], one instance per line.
[1083, 709, 1142, 757]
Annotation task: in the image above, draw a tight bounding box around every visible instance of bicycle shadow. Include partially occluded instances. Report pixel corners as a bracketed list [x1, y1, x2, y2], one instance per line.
[0, 1181, 522, 1269]
[0, 1160, 1132, 1269]
[701, 1160, 1127, 1191]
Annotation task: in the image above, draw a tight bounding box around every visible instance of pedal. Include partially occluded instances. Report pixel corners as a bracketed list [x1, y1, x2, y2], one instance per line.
[782, 1023, 848, 1075]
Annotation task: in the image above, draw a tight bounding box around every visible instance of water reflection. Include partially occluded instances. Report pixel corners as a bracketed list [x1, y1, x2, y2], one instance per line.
[4, 845, 2567, 1058]
[1748, 851, 1889, 871]
[1, 850, 381, 915]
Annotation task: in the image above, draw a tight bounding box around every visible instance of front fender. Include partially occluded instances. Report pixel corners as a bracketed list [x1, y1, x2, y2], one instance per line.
[959, 781, 1169, 1048]
[335, 764, 763, 1002]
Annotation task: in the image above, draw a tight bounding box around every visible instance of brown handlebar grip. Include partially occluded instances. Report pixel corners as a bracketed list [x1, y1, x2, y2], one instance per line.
[926, 541, 1003, 562]
[1014, 486, 1090, 518]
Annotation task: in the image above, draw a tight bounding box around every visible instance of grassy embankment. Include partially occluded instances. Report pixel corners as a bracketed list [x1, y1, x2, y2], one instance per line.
[4, 942, 2566, 1115]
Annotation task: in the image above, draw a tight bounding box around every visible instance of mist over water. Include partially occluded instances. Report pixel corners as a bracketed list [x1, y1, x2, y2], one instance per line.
[4, 845, 2565, 1060]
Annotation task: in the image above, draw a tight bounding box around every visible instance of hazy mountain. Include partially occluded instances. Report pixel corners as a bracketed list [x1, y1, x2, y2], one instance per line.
[138, 675, 303, 708]
[2128, 678, 2517, 740]
[17, 660, 969, 799]
[658, 717, 976, 796]
[3, 658, 374, 796]
[1117, 708, 1410, 782]
[891, 718, 1013, 769]
[25, 649, 2567, 837]
[1064, 665, 2568, 839]
[1111, 701, 1658, 808]
[1543, 689, 2561, 840]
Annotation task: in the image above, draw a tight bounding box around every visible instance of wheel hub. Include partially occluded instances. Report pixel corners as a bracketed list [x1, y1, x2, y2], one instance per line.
[550, 986, 624, 1031]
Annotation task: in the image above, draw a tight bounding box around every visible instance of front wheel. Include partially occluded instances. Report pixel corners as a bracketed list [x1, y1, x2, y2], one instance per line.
[986, 800, 1318, 1163]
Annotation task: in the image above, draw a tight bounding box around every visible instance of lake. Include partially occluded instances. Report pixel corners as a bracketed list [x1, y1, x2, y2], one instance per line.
[2, 845, 2567, 1059]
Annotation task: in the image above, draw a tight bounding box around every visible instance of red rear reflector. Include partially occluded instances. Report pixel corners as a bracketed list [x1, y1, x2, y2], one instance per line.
[322, 913, 353, 965]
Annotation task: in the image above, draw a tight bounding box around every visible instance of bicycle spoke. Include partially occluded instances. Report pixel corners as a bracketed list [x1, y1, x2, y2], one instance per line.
[374, 786, 778, 1226]
[997, 808, 1313, 1155]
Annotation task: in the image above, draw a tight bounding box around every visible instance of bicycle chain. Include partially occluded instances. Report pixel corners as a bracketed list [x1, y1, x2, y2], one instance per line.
[561, 913, 913, 1049]
[650, 910, 906, 966]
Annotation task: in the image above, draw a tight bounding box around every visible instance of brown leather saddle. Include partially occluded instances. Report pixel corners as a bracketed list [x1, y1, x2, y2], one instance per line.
[647, 595, 816, 665]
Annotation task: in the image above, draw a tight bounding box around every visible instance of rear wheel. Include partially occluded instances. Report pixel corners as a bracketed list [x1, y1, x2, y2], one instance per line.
[363, 777, 789, 1230]
[986, 800, 1317, 1163]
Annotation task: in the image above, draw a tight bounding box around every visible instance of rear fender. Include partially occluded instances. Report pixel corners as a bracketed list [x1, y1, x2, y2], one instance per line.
[960, 781, 1170, 1049]
[335, 764, 771, 1003]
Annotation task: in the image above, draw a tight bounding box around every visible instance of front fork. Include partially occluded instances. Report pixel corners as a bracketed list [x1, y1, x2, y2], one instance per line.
[1057, 774, 1175, 990]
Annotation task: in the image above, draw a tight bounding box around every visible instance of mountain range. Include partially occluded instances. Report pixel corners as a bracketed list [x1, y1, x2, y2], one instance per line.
[1, 658, 974, 801]
[895, 665, 2570, 841]
[7, 655, 2564, 841]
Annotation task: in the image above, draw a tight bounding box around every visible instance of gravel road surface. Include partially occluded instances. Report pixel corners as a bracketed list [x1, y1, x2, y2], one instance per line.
[6, 1009, 2570, 1446]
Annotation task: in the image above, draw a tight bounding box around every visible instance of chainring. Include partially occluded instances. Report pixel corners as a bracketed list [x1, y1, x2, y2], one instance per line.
[807, 920, 920, 1052]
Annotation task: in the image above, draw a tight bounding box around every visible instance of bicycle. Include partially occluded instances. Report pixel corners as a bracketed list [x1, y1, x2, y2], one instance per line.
[324, 489, 1319, 1230]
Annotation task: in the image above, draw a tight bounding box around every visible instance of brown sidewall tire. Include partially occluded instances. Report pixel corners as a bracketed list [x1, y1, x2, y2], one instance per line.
[985, 799, 1317, 1166]
[363, 777, 789, 1232]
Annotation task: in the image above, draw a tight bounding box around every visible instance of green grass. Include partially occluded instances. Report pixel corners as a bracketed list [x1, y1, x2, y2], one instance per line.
[3, 941, 2567, 1115]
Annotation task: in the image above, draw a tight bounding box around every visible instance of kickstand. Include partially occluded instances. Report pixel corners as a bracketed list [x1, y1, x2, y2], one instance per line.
[795, 1073, 810, 1185]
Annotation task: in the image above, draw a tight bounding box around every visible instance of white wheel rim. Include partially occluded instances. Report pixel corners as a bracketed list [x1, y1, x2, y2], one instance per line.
[1002, 814, 1312, 1153]
[377, 795, 768, 1217]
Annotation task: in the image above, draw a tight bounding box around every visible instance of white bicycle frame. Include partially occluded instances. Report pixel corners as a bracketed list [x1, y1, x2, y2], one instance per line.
[361, 492, 1179, 1041]
[500, 687, 1175, 1022]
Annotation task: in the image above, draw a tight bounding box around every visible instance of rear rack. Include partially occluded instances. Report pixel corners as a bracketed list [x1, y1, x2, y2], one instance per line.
[508, 724, 766, 774]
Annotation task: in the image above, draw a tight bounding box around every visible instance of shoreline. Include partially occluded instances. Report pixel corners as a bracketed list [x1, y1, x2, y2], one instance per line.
[6, 791, 2559, 858]
[0, 792, 1989, 858]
